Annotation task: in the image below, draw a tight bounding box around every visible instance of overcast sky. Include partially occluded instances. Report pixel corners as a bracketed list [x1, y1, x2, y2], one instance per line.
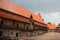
[9, 0, 60, 25]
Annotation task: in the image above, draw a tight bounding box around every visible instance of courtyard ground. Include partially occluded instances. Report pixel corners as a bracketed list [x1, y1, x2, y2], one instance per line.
[20, 32, 60, 40]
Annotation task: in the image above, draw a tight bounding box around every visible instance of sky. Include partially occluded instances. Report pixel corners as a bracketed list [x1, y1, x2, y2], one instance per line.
[8, 0, 60, 26]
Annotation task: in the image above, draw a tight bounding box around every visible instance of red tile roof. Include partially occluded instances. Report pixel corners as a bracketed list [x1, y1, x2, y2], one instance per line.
[47, 24, 56, 29]
[0, 0, 32, 18]
[0, 11, 30, 23]
[0, 0, 46, 25]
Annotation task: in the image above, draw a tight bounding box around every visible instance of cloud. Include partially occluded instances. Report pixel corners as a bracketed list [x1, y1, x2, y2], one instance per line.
[42, 12, 60, 25]
[45, 12, 60, 19]
[50, 12, 60, 18]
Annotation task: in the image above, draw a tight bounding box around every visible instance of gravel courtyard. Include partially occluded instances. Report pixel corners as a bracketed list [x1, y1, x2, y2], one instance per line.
[35, 32, 60, 40]
[20, 32, 60, 40]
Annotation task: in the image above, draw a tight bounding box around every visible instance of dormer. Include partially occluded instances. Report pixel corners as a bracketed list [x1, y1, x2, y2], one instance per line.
[30, 15, 34, 24]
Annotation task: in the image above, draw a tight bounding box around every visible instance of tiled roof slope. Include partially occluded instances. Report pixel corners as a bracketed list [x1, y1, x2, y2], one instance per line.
[47, 24, 56, 29]
[0, 0, 31, 18]
[0, 0, 45, 24]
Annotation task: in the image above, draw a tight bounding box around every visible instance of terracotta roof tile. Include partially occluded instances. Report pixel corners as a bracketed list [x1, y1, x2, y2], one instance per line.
[47, 24, 56, 29]
[0, 0, 32, 18]
[0, 0, 46, 26]
[32, 13, 45, 24]
[0, 11, 30, 23]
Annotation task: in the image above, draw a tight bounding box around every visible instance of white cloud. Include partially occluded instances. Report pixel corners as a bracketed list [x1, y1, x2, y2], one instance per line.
[43, 12, 60, 25]
[49, 12, 60, 18]
[35, 12, 60, 26]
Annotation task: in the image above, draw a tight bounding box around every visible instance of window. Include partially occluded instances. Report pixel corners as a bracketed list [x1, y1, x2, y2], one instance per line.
[0, 18, 1, 25]
[6, 20, 13, 26]
[24, 24, 29, 30]
[3, 19, 13, 26]
[27, 26, 29, 29]
[0, 18, 2, 24]
[26, 24, 29, 29]
[15, 22, 18, 27]
[21, 23, 24, 28]
[3, 19, 7, 25]
[0, 31, 2, 36]
[33, 25, 38, 30]
[0, 18, 3, 28]
[2, 19, 14, 28]
[0, 18, 1, 21]
[18, 23, 22, 27]
[16, 33, 18, 37]
[17, 39, 18, 40]
[14, 39, 16, 40]
[11, 32, 13, 35]
[18, 22, 23, 29]
[24, 24, 26, 29]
